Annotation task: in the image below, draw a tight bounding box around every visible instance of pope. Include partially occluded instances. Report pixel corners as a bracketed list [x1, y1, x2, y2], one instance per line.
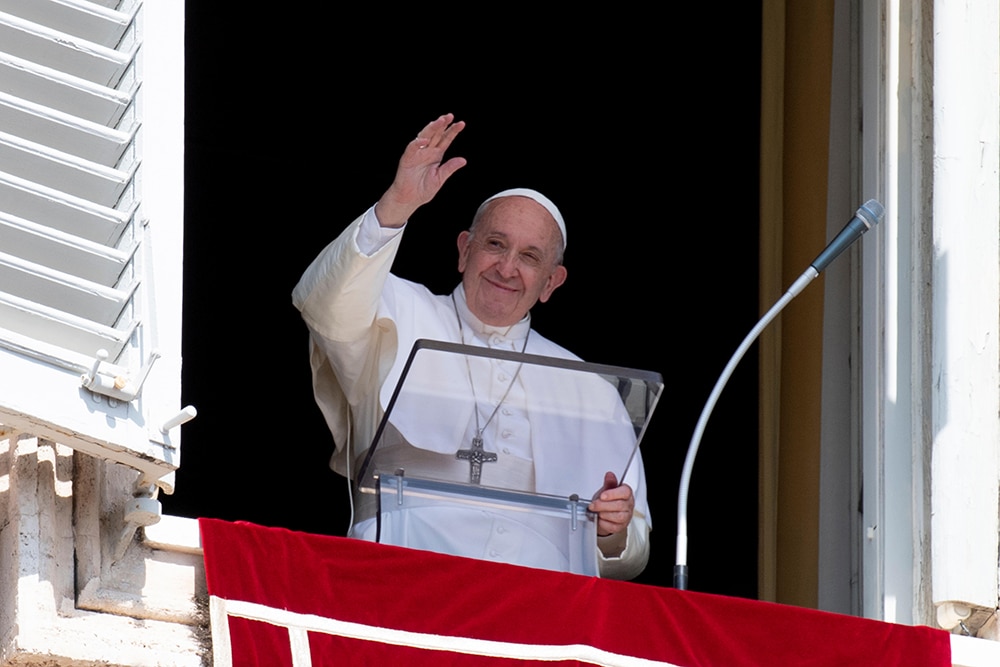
[292, 113, 651, 579]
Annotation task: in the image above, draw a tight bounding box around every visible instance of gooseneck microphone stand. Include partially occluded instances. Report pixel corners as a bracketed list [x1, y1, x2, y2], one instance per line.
[673, 200, 885, 590]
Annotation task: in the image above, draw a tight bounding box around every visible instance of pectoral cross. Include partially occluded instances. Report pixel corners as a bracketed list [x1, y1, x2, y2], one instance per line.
[456, 434, 497, 484]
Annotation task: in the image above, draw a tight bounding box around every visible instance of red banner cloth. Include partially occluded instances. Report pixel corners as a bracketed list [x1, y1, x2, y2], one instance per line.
[199, 518, 951, 667]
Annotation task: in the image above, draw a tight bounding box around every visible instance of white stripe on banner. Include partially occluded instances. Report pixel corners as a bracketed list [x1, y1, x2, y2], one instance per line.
[210, 595, 234, 666]
[288, 625, 313, 667]
[210, 595, 679, 667]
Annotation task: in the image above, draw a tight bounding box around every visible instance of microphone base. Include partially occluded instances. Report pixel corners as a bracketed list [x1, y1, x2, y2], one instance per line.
[673, 564, 689, 590]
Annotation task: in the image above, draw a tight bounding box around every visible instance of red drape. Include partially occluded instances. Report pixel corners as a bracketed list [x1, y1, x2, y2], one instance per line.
[199, 518, 951, 667]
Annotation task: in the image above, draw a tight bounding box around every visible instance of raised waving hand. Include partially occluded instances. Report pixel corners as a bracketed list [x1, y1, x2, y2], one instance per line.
[375, 113, 467, 228]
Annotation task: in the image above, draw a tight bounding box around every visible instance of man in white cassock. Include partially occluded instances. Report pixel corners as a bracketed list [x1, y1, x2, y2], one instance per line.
[292, 114, 651, 579]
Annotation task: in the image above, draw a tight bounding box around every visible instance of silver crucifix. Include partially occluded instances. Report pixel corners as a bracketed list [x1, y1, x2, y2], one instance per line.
[456, 434, 497, 484]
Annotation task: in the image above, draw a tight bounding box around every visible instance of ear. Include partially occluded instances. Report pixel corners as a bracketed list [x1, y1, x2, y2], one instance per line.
[456, 230, 471, 272]
[538, 265, 568, 303]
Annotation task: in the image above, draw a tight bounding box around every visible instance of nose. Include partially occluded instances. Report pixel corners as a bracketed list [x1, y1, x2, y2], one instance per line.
[495, 250, 519, 277]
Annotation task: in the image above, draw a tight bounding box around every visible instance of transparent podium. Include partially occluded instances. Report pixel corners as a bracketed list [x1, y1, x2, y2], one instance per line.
[352, 339, 664, 576]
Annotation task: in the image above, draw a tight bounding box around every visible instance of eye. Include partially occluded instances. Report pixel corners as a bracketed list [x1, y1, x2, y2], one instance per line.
[520, 252, 543, 268]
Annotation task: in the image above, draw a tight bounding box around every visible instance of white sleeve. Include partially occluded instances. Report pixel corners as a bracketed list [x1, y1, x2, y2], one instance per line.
[356, 205, 406, 255]
[597, 515, 651, 580]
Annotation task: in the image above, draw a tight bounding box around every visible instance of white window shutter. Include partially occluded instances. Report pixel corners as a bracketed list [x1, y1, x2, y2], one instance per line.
[0, 0, 188, 492]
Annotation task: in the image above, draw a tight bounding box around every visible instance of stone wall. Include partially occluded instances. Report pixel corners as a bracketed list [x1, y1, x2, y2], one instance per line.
[1, 429, 208, 666]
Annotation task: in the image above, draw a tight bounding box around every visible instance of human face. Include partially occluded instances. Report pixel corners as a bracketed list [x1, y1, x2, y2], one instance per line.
[457, 196, 568, 327]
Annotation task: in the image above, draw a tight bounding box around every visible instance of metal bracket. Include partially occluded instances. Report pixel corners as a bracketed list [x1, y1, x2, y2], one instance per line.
[81, 348, 161, 404]
[395, 468, 406, 505]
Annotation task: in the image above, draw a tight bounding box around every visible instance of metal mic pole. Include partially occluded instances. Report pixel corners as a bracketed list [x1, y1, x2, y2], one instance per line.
[673, 200, 884, 590]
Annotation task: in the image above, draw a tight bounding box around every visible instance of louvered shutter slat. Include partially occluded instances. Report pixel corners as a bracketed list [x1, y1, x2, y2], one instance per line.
[0, 0, 186, 489]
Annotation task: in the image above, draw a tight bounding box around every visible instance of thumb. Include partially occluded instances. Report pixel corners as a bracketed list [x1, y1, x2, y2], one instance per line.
[437, 156, 468, 183]
[595, 471, 619, 499]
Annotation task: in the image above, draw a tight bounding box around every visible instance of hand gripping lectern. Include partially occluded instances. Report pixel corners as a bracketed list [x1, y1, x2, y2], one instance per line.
[351, 339, 663, 576]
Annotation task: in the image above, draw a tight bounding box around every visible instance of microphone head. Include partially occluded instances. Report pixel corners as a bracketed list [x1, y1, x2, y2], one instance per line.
[809, 198, 885, 273]
[856, 199, 885, 230]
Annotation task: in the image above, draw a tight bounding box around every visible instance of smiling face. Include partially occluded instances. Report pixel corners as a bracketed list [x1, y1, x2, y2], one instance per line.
[457, 196, 568, 327]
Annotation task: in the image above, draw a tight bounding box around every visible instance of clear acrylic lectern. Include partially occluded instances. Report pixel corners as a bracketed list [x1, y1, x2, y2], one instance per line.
[352, 339, 663, 576]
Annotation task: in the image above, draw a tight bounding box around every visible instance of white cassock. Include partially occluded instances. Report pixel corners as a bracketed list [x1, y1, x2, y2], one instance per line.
[292, 206, 651, 579]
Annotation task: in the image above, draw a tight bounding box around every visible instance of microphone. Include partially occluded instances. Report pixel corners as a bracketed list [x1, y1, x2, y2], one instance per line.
[673, 200, 885, 591]
[810, 199, 885, 273]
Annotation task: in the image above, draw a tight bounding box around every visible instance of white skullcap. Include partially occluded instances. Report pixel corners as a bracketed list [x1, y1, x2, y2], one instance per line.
[476, 188, 567, 249]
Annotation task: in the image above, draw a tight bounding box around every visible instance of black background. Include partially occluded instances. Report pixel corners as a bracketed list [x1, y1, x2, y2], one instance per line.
[162, 7, 763, 598]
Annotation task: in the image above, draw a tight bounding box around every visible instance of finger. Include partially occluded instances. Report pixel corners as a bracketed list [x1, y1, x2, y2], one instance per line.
[436, 156, 468, 184]
[588, 494, 632, 515]
[600, 512, 631, 528]
[591, 498, 633, 515]
[415, 114, 460, 149]
[405, 121, 465, 167]
[597, 511, 631, 535]
[436, 118, 466, 151]
[591, 491, 635, 520]
[599, 482, 633, 503]
[592, 471, 618, 501]
[415, 113, 453, 139]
